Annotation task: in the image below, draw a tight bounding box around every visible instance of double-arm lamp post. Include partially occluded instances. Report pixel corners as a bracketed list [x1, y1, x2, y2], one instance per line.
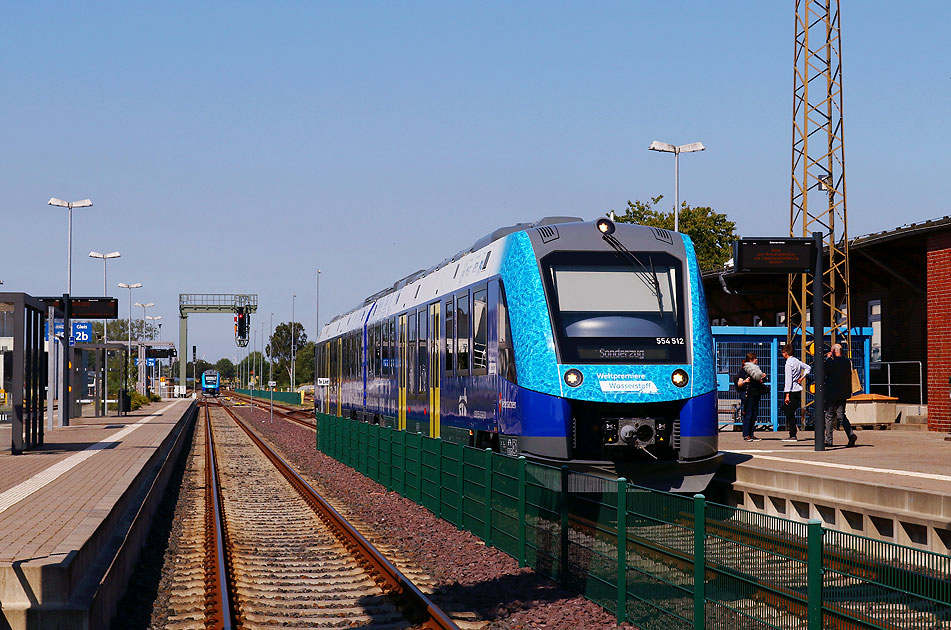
[648, 141, 705, 233]
[49, 197, 92, 425]
[117, 282, 142, 404]
[89, 251, 120, 414]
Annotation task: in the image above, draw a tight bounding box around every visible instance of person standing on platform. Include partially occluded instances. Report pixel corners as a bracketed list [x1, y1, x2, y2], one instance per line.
[781, 343, 811, 442]
[736, 352, 767, 442]
[823, 343, 858, 447]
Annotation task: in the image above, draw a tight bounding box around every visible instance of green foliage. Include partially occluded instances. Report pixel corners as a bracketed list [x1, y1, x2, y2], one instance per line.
[611, 195, 737, 270]
[267, 322, 308, 384]
[295, 341, 316, 387]
[129, 391, 150, 410]
[214, 357, 236, 380]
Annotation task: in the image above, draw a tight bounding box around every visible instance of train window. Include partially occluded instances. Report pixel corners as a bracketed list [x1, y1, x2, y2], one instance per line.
[381, 320, 389, 377]
[407, 311, 417, 395]
[375, 324, 382, 378]
[418, 308, 428, 393]
[456, 291, 470, 374]
[542, 251, 686, 364]
[398, 318, 405, 389]
[390, 318, 396, 378]
[473, 287, 488, 375]
[445, 300, 454, 375]
[498, 282, 517, 383]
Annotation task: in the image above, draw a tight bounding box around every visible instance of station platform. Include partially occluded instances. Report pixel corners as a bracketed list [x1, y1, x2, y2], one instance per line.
[711, 428, 951, 555]
[0, 399, 196, 630]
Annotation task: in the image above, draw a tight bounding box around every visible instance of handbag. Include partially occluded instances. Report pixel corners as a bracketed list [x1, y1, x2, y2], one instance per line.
[851, 368, 863, 395]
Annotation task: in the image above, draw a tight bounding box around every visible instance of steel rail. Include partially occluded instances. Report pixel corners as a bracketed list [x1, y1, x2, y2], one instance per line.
[225, 391, 316, 430]
[218, 400, 459, 630]
[202, 401, 238, 630]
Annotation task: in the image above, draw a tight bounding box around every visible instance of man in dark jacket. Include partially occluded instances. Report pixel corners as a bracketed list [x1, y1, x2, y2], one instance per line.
[823, 343, 857, 447]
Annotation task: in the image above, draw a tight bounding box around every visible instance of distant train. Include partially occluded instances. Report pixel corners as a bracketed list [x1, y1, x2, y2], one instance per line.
[316, 217, 720, 487]
[201, 369, 220, 397]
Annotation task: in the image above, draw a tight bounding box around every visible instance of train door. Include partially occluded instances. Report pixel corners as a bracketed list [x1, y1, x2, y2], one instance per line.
[336, 337, 342, 417]
[429, 302, 441, 437]
[324, 342, 330, 412]
[398, 314, 407, 431]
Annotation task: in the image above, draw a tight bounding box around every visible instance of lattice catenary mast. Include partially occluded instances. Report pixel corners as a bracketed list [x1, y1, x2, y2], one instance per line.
[787, 0, 852, 364]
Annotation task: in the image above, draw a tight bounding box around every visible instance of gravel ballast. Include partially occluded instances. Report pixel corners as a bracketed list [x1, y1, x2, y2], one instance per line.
[238, 406, 638, 630]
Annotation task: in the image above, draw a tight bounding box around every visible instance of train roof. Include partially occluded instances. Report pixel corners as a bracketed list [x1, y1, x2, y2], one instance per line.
[327, 216, 582, 326]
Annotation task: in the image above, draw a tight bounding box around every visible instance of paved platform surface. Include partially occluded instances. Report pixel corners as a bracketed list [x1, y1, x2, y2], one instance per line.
[0, 398, 193, 628]
[717, 428, 951, 493]
[713, 428, 951, 553]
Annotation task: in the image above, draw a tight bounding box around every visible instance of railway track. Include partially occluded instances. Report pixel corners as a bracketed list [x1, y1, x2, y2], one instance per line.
[562, 490, 949, 630]
[201, 398, 459, 629]
[224, 391, 316, 430]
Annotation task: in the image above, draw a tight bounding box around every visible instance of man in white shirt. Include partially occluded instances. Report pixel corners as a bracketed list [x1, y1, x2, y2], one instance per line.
[782, 343, 811, 442]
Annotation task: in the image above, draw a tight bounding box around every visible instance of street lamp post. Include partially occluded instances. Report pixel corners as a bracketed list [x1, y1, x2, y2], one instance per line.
[648, 141, 705, 233]
[291, 294, 296, 392]
[117, 282, 142, 412]
[147, 315, 162, 395]
[89, 250, 120, 415]
[135, 302, 154, 395]
[49, 197, 93, 426]
[316, 269, 321, 412]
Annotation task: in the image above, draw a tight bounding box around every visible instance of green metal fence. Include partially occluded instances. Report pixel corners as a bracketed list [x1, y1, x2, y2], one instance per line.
[234, 388, 303, 406]
[315, 414, 951, 629]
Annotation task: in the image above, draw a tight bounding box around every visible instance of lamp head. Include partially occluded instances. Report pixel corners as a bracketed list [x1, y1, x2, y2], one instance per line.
[648, 140, 676, 153]
[596, 217, 616, 235]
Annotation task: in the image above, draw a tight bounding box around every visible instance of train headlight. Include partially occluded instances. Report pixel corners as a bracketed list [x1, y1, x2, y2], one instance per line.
[671, 369, 689, 387]
[564, 368, 584, 387]
[596, 218, 616, 235]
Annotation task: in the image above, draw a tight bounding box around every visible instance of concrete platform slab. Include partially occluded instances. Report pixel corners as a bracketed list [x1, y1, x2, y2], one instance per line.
[711, 429, 951, 554]
[0, 399, 196, 629]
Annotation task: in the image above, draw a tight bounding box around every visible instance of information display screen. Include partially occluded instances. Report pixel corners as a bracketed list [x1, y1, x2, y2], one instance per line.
[38, 297, 120, 318]
[734, 238, 815, 273]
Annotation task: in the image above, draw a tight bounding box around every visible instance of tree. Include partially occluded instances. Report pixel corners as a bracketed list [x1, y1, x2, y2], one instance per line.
[295, 341, 316, 387]
[215, 358, 235, 381]
[611, 196, 737, 270]
[267, 322, 307, 384]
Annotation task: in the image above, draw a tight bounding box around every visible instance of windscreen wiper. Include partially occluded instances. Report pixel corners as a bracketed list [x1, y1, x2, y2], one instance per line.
[601, 232, 665, 315]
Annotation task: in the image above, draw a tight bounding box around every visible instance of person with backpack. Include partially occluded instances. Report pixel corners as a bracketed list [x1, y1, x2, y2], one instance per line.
[735, 352, 768, 441]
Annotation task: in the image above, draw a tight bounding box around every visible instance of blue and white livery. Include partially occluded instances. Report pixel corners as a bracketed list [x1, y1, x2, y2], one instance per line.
[317, 217, 719, 486]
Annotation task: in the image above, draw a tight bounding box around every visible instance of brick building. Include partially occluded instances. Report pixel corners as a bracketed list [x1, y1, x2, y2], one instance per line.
[703, 217, 950, 432]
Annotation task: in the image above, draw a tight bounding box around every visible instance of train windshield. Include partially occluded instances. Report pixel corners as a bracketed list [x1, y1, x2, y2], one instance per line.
[542, 251, 687, 364]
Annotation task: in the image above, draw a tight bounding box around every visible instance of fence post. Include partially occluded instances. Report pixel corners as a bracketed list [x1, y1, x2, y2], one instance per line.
[435, 437, 443, 519]
[560, 465, 570, 585]
[693, 494, 706, 630]
[400, 431, 407, 496]
[517, 456, 527, 567]
[484, 448, 493, 546]
[807, 519, 823, 630]
[617, 477, 628, 624]
[383, 427, 392, 491]
[416, 433, 424, 504]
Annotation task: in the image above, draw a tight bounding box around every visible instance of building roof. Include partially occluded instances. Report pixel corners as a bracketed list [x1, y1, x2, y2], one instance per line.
[850, 215, 951, 249]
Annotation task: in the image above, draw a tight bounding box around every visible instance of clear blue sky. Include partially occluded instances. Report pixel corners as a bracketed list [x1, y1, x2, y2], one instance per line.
[2, 2, 948, 362]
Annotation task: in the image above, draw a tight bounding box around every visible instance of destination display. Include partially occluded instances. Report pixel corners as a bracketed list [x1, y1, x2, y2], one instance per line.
[733, 238, 815, 273]
[38, 296, 120, 318]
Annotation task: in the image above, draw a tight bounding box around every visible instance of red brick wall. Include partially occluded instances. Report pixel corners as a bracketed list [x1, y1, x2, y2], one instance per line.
[926, 233, 951, 431]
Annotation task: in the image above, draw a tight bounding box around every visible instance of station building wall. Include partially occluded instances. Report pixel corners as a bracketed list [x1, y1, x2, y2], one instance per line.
[926, 232, 951, 432]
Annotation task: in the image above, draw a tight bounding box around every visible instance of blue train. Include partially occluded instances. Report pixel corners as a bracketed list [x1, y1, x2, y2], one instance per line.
[201, 369, 220, 397]
[316, 217, 720, 488]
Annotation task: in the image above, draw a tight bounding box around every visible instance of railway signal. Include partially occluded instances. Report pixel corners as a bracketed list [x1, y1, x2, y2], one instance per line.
[237, 309, 249, 342]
